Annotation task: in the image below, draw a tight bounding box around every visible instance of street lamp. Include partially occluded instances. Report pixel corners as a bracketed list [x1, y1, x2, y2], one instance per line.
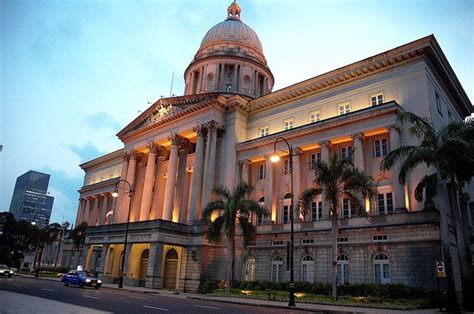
[112, 179, 134, 288]
[31, 212, 49, 278]
[270, 136, 302, 307]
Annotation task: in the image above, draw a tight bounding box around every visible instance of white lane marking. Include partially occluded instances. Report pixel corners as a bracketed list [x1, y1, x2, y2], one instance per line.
[12, 284, 22, 287]
[194, 305, 220, 310]
[130, 295, 149, 300]
[42, 288, 54, 292]
[143, 305, 169, 311]
[83, 295, 100, 299]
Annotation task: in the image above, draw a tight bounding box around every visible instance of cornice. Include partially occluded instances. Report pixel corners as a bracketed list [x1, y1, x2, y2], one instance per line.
[78, 177, 120, 193]
[79, 149, 124, 170]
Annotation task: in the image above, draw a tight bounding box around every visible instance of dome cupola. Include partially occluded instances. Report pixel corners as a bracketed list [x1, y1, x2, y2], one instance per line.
[184, 1, 274, 98]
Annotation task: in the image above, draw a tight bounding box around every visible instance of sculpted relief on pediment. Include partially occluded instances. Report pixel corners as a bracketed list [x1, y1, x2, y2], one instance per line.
[151, 103, 184, 124]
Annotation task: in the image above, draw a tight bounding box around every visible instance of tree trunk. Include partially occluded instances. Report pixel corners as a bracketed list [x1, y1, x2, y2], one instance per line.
[226, 235, 233, 294]
[54, 231, 63, 268]
[331, 211, 338, 301]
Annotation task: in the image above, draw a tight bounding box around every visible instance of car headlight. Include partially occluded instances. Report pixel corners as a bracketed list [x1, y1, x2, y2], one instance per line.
[0, 270, 4, 273]
[97, 280, 102, 284]
[86, 279, 91, 283]
[9, 271, 13, 274]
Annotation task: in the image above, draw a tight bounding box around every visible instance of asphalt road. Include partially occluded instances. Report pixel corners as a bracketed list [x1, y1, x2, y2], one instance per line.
[0, 276, 303, 313]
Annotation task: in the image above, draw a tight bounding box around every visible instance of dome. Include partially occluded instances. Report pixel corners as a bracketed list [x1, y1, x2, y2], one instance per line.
[200, 19, 263, 54]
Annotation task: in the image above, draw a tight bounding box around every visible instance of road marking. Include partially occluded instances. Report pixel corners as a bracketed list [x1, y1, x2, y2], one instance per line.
[130, 295, 149, 300]
[12, 284, 22, 287]
[143, 305, 168, 311]
[194, 305, 220, 310]
[42, 288, 54, 292]
[83, 295, 100, 299]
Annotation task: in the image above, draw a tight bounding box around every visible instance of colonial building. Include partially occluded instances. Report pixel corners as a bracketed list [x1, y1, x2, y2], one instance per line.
[71, 1, 472, 301]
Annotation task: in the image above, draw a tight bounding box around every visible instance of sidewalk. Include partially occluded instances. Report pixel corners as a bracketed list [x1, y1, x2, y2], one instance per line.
[19, 274, 439, 313]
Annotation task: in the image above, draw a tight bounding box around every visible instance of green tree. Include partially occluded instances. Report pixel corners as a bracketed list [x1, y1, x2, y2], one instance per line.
[70, 222, 88, 263]
[300, 153, 375, 301]
[54, 221, 71, 268]
[381, 112, 474, 310]
[202, 182, 267, 294]
[33, 222, 62, 277]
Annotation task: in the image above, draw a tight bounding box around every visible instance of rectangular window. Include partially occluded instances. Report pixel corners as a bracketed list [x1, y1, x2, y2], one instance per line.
[310, 110, 321, 123]
[372, 234, 388, 242]
[259, 126, 269, 137]
[341, 146, 353, 162]
[339, 102, 350, 115]
[283, 159, 290, 175]
[283, 205, 292, 223]
[283, 118, 294, 130]
[374, 139, 388, 157]
[272, 240, 284, 246]
[342, 198, 355, 218]
[371, 93, 384, 106]
[337, 237, 349, 243]
[310, 152, 321, 170]
[377, 192, 394, 214]
[311, 201, 322, 221]
[258, 164, 266, 180]
[248, 241, 256, 247]
[436, 93, 443, 116]
[302, 239, 314, 245]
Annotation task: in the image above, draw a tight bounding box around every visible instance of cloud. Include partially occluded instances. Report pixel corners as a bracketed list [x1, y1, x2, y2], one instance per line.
[69, 142, 107, 163]
[84, 112, 122, 131]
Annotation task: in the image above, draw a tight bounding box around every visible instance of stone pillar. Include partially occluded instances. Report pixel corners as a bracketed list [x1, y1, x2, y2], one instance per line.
[232, 64, 238, 92]
[241, 160, 251, 184]
[100, 194, 109, 225]
[163, 134, 186, 221]
[84, 198, 91, 225]
[91, 196, 99, 226]
[145, 242, 164, 288]
[389, 125, 405, 210]
[174, 140, 189, 223]
[123, 243, 133, 282]
[188, 125, 206, 222]
[140, 143, 164, 221]
[320, 140, 331, 218]
[97, 244, 109, 277]
[293, 154, 302, 220]
[121, 150, 139, 222]
[352, 132, 365, 171]
[116, 152, 130, 223]
[264, 156, 275, 223]
[219, 63, 225, 90]
[75, 199, 84, 226]
[201, 121, 220, 209]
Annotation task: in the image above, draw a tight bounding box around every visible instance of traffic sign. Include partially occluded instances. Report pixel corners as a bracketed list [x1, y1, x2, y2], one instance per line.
[436, 261, 446, 278]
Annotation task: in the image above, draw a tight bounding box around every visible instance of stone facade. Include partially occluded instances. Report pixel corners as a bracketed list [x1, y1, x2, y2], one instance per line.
[65, 2, 473, 305]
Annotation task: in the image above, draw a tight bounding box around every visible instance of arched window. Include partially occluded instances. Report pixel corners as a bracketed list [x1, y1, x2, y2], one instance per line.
[257, 197, 265, 225]
[245, 256, 256, 281]
[206, 73, 214, 90]
[243, 75, 251, 92]
[373, 253, 390, 284]
[337, 255, 349, 285]
[271, 256, 283, 282]
[301, 255, 314, 282]
[283, 193, 292, 224]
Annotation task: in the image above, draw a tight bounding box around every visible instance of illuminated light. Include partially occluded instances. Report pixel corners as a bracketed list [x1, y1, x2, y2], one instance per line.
[365, 197, 370, 212]
[31, 221, 37, 226]
[270, 154, 280, 163]
[404, 184, 410, 210]
[98, 280, 102, 284]
[86, 279, 91, 283]
[295, 292, 305, 298]
[106, 210, 114, 217]
[210, 211, 219, 222]
[363, 128, 389, 137]
[112, 191, 119, 198]
[271, 205, 277, 223]
[241, 290, 253, 295]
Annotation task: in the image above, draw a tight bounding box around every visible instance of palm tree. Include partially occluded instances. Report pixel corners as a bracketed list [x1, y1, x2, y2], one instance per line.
[300, 153, 376, 301]
[380, 112, 474, 310]
[54, 221, 70, 268]
[202, 182, 267, 294]
[33, 222, 62, 277]
[70, 222, 88, 266]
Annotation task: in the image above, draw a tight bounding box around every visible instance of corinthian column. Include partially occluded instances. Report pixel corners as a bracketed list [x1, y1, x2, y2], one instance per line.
[352, 133, 365, 171]
[389, 125, 405, 210]
[163, 134, 186, 221]
[173, 138, 190, 223]
[91, 196, 99, 226]
[121, 150, 139, 221]
[201, 121, 220, 209]
[100, 194, 109, 225]
[240, 160, 251, 184]
[320, 140, 331, 218]
[115, 152, 130, 223]
[140, 143, 164, 221]
[188, 125, 206, 222]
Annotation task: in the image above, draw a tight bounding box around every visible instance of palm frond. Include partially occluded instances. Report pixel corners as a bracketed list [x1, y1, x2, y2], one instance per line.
[238, 199, 267, 217]
[238, 216, 256, 247]
[234, 182, 255, 199]
[206, 215, 225, 243]
[213, 186, 231, 200]
[299, 187, 322, 214]
[397, 112, 435, 141]
[380, 146, 417, 171]
[201, 200, 225, 220]
[414, 173, 439, 202]
[343, 190, 366, 217]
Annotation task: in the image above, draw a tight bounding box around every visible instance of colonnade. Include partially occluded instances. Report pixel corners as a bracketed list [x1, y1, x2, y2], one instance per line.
[76, 192, 115, 227]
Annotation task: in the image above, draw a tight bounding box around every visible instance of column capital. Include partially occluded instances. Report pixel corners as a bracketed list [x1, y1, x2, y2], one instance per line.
[389, 124, 400, 132]
[126, 149, 142, 161]
[168, 134, 189, 148]
[320, 140, 331, 147]
[239, 159, 252, 166]
[147, 143, 166, 156]
[192, 125, 207, 137]
[351, 132, 365, 140]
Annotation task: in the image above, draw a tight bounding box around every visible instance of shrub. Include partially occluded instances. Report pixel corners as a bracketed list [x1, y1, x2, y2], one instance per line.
[198, 280, 219, 294]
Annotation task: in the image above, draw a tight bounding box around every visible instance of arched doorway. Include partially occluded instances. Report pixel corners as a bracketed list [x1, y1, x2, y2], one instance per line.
[163, 249, 179, 290]
[138, 249, 149, 287]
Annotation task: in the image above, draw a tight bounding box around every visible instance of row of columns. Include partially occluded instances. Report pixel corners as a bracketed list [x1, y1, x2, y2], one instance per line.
[115, 121, 224, 225]
[76, 193, 115, 227]
[238, 125, 405, 223]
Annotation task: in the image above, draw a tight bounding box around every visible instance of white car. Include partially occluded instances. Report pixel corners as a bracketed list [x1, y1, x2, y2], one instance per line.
[0, 264, 14, 278]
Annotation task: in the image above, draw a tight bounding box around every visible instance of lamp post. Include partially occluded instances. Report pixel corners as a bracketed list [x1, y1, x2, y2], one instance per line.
[31, 212, 49, 278]
[111, 179, 134, 288]
[270, 136, 302, 307]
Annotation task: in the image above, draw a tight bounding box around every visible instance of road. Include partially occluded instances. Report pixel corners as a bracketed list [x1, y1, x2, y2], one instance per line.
[0, 276, 304, 313]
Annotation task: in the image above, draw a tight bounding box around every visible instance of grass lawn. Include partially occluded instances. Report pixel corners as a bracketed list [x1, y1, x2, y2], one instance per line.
[210, 288, 432, 310]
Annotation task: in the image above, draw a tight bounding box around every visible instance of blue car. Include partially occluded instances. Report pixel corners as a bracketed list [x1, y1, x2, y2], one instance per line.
[61, 270, 102, 289]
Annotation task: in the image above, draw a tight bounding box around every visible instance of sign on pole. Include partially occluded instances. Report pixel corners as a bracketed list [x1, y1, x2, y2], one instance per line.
[436, 261, 446, 278]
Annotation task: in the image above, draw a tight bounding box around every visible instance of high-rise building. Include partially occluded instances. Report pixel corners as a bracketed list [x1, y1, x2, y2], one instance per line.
[9, 170, 54, 228]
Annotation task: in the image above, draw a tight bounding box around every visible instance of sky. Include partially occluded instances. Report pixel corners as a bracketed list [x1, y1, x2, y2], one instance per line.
[1, 0, 473, 225]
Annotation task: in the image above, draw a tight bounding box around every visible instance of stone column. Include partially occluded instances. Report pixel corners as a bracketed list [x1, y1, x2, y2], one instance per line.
[121, 150, 139, 222]
[97, 244, 109, 277]
[163, 134, 186, 221]
[188, 125, 206, 222]
[389, 125, 405, 210]
[174, 139, 189, 223]
[100, 194, 109, 225]
[75, 199, 84, 226]
[91, 196, 99, 226]
[140, 143, 164, 221]
[84, 198, 91, 225]
[264, 156, 275, 223]
[293, 154, 302, 220]
[320, 140, 331, 218]
[201, 121, 220, 209]
[232, 64, 238, 92]
[240, 160, 251, 184]
[145, 242, 164, 288]
[123, 243, 133, 282]
[352, 132, 365, 171]
[116, 152, 130, 223]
